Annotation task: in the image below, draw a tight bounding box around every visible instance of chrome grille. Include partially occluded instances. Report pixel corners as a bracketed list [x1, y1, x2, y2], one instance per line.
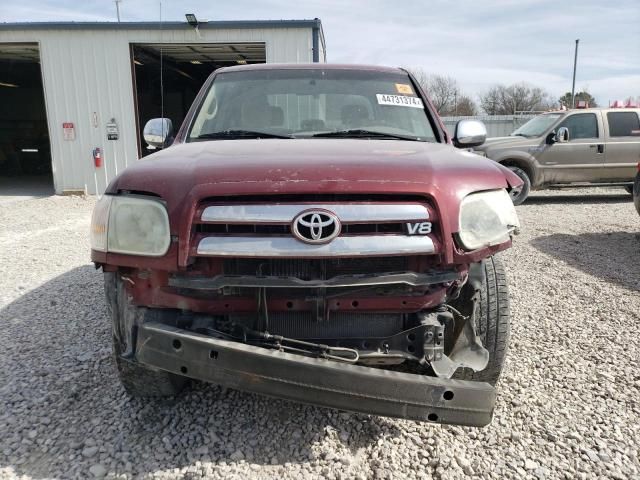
[201, 204, 430, 223]
[194, 201, 436, 257]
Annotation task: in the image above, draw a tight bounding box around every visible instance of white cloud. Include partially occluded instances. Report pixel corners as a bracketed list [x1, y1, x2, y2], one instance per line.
[1, 0, 638, 105]
[0, 3, 111, 21]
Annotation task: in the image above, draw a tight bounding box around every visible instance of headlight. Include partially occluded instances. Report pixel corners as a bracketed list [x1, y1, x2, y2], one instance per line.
[90, 195, 171, 256]
[458, 189, 520, 251]
[90, 195, 112, 252]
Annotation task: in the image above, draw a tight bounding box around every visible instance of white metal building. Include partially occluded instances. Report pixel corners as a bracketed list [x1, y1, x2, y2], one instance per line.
[0, 20, 326, 194]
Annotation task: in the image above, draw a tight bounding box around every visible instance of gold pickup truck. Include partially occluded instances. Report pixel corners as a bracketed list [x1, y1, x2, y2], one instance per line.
[474, 107, 640, 204]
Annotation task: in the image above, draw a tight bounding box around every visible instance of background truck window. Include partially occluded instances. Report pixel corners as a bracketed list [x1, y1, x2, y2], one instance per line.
[558, 113, 599, 140]
[606, 112, 640, 137]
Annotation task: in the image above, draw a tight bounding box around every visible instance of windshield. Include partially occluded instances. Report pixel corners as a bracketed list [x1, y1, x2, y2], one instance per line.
[511, 113, 564, 138]
[187, 68, 437, 142]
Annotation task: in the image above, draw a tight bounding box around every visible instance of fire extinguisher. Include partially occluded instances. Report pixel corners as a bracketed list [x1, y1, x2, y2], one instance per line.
[93, 148, 102, 168]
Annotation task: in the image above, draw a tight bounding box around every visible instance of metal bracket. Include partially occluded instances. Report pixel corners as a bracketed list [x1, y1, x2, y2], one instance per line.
[418, 310, 489, 379]
[305, 287, 328, 323]
[423, 320, 445, 363]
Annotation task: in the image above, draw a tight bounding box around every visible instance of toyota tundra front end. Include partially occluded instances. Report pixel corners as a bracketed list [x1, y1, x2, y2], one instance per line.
[91, 64, 522, 427]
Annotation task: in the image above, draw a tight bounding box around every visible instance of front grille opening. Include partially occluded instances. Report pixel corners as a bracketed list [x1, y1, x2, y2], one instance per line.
[223, 257, 410, 280]
[197, 224, 290, 235]
[229, 312, 408, 339]
[196, 222, 406, 235]
[343, 223, 404, 234]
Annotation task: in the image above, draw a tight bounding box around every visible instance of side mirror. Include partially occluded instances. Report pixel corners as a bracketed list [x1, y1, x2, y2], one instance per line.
[546, 131, 556, 145]
[453, 119, 487, 148]
[143, 118, 174, 149]
[556, 126, 569, 143]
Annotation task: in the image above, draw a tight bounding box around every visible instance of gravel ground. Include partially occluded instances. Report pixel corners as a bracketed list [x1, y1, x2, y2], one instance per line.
[0, 188, 638, 480]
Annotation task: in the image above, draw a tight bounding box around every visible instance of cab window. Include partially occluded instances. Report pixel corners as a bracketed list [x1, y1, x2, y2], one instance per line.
[558, 113, 598, 140]
[607, 112, 640, 137]
[187, 69, 438, 142]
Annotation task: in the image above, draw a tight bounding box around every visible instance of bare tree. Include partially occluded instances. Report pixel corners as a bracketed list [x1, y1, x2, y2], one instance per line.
[479, 83, 554, 114]
[559, 90, 597, 108]
[406, 68, 477, 116]
[456, 95, 477, 116]
[478, 86, 502, 115]
[424, 75, 460, 114]
[406, 67, 430, 92]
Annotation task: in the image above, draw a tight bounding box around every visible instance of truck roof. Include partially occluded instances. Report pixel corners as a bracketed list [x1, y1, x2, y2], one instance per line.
[216, 63, 406, 75]
[543, 107, 640, 114]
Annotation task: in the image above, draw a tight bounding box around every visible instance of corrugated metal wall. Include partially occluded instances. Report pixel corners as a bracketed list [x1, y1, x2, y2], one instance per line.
[0, 25, 316, 194]
[441, 115, 536, 138]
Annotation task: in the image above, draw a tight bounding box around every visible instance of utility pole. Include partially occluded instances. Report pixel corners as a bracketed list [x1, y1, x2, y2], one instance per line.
[571, 39, 579, 108]
[115, 0, 122, 22]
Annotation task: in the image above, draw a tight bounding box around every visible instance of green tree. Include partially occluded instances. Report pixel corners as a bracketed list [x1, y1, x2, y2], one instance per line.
[559, 91, 597, 108]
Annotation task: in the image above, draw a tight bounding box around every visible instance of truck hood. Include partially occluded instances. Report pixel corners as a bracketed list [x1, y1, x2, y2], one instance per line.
[107, 139, 521, 203]
[477, 135, 539, 150]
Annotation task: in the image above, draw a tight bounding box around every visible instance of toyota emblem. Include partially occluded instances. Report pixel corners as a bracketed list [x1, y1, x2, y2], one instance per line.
[292, 210, 341, 244]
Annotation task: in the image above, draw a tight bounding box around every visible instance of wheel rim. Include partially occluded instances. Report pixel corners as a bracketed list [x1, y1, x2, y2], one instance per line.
[507, 168, 527, 202]
[509, 185, 523, 201]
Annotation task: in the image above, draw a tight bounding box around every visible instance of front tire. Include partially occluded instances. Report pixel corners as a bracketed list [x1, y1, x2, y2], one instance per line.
[633, 176, 640, 215]
[506, 166, 531, 205]
[452, 256, 510, 385]
[105, 272, 188, 397]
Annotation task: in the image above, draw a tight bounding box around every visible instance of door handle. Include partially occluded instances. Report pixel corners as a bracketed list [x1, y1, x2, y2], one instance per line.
[590, 144, 605, 153]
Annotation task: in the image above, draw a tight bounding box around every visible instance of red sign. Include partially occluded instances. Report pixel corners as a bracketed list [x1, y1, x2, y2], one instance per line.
[63, 122, 75, 141]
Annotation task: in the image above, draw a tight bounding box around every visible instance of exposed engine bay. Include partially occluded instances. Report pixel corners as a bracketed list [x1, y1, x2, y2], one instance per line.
[122, 258, 490, 379]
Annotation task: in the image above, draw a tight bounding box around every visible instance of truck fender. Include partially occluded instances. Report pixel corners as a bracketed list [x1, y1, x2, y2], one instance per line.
[493, 152, 539, 187]
[494, 163, 525, 190]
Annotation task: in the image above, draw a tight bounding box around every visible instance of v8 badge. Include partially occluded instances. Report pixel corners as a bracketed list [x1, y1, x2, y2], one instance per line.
[405, 222, 432, 235]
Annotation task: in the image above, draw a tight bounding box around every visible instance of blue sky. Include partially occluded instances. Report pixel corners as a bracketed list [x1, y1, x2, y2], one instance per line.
[1, 0, 639, 105]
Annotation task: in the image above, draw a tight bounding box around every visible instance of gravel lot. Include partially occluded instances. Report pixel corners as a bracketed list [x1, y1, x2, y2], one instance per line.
[0, 188, 638, 480]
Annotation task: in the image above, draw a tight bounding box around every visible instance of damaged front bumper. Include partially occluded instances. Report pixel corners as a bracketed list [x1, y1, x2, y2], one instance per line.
[135, 322, 496, 426]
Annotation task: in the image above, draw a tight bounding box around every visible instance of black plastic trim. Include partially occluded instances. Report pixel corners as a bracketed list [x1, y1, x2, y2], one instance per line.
[135, 322, 496, 426]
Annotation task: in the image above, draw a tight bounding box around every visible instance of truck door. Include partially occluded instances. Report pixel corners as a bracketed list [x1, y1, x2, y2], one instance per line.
[603, 110, 640, 182]
[537, 111, 604, 184]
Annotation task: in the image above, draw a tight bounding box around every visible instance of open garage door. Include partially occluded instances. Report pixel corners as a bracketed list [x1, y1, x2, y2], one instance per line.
[0, 43, 53, 196]
[131, 42, 266, 156]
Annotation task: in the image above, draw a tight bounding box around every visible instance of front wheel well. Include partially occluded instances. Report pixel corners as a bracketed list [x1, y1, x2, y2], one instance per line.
[498, 159, 535, 185]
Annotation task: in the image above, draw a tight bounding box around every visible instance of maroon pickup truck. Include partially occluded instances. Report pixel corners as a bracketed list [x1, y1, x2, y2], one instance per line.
[90, 64, 522, 427]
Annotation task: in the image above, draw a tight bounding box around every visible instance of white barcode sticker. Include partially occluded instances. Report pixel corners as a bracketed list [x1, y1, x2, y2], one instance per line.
[376, 94, 424, 108]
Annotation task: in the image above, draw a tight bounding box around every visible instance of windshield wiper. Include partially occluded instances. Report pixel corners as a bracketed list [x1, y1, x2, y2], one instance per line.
[312, 129, 420, 141]
[196, 130, 294, 140]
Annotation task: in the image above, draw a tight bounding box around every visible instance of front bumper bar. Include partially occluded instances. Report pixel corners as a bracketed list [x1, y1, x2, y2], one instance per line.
[168, 270, 461, 290]
[135, 322, 496, 426]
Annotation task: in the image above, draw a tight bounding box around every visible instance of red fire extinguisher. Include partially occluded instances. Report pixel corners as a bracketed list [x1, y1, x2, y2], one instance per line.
[93, 148, 102, 168]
